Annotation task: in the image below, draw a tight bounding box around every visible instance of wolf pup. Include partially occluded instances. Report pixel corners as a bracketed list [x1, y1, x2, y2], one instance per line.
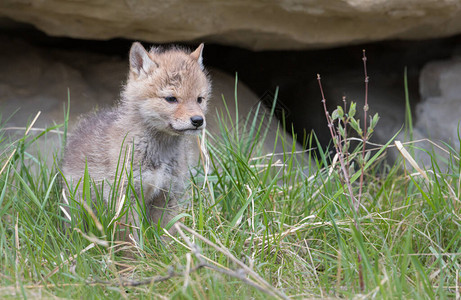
[62, 42, 211, 241]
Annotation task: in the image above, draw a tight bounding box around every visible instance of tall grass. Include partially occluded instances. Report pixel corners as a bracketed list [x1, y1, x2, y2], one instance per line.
[0, 80, 461, 299]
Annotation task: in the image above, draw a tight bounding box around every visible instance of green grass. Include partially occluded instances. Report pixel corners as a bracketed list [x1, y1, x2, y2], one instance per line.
[1, 92, 461, 299]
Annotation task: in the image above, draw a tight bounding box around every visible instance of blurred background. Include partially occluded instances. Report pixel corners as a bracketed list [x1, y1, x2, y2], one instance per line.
[1, 0, 461, 161]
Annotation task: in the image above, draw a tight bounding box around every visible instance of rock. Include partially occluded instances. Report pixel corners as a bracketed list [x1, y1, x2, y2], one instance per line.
[1, 0, 461, 50]
[417, 57, 461, 145]
[386, 56, 461, 169]
[0, 37, 125, 131]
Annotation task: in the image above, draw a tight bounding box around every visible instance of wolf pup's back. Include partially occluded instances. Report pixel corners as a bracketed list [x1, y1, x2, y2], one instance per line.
[62, 42, 211, 241]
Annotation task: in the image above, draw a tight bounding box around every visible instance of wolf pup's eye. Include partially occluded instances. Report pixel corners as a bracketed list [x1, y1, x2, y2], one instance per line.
[197, 96, 204, 104]
[165, 96, 177, 103]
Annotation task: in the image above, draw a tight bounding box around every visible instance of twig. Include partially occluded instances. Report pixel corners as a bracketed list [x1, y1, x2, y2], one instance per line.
[175, 223, 285, 298]
[92, 260, 267, 290]
[317, 51, 372, 291]
[357, 49, 369, 211]
[162, 228, 233, 270]
[355, 49, 370, 292]
[342, 96, 351, 176]
[317, 74, 358, 216]
[175, 223, 289, 300]
[90, 263, 208, 287]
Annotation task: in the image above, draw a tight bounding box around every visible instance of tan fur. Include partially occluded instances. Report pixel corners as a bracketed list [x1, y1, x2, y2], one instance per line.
[62, 43, 211, 241]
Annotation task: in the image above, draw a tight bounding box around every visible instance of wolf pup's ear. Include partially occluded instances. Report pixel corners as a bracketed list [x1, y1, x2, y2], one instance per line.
[190, 43, 204, 70]
[129, 42, 157, 77]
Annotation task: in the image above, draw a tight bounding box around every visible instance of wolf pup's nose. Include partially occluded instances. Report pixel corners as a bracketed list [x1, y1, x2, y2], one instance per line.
[190, 115, 204, 128]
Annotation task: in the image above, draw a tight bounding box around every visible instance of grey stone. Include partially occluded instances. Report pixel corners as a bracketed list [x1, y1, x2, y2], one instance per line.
[1, 0, 461, 50]
[417, 57, 461, 145]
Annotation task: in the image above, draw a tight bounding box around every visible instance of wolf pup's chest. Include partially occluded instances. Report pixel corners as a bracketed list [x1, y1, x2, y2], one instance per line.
[132, 136, 186, 193]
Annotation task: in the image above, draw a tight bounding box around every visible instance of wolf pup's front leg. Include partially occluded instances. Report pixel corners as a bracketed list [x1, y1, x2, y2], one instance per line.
[62, 42, 211, 242]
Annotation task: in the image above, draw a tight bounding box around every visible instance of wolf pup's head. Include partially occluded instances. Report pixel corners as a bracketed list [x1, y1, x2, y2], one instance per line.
[122, 42, 211, 135]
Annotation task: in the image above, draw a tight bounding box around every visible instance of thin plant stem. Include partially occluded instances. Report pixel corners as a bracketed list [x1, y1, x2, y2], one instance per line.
[342, 96, 351, 173]
[317, 74, 358, 217]
[317, 70, 365, 292]
[357, 49, 369, 211]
